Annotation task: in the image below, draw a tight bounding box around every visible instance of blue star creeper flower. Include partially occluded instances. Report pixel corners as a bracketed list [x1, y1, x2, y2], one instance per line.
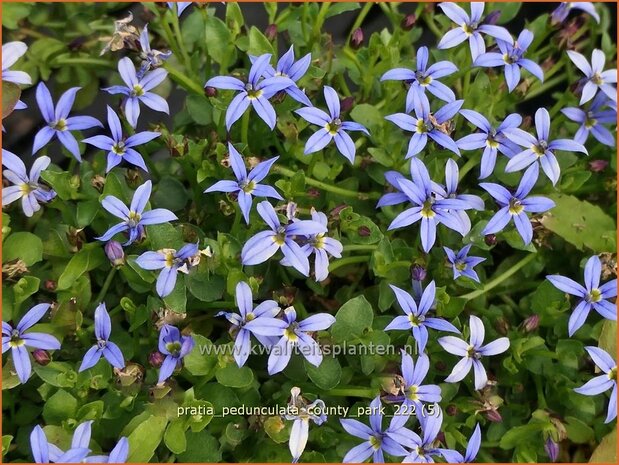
[138, 24, 171, 77]
[385, 351, 442, 421]
[205, 53, 294, 130]
[204, 142, 283, 224]
[136, 243, 199, 297]
[474, 29, 544, 92]
[438, 315, 510, 390]
[457, 110, 522, 179]
[384, 158, 471, 252]
[437, 2, 513, 61]
[217, 281, 281, 367]
[439, 424, 482, 463]
[250, 45, 312, 106]
[2, 41, 32, 110]
[286, 387, 327, 463]
[241, 201, 327, 276]
[561, 93, 617, 147]
[2, 149, 56, 217]
[402, 410, 458, 463]
[385, 280, 460, 353]
[103, 57, 169, 128]
[502, 107, 588, 185]
[2, 303, 61, 384]
[567, 48, 617, 104]
[96, 180, 178, 246]
[574, 347, 617, 423]
[480, 163, 555, 245]
[551, 2, 600, 24]
[157, 324, 194, 383]
[295, 86, 369, 163]
[82, 106, 160, 172]
[33, 83, 102, 161]
[385, 98, 463, 158]
[444, 244, 486, 283]
[546, 255, 617, 336]
[340, 395, 418, 463]
[245, 306, 335, 375]
[79, 303, 125, 372]
[381, 46, 457, 112]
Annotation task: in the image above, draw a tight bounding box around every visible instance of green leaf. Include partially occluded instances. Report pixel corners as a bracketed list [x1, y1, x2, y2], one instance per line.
[589, 428, 617, 462]
[494, 2, 522, 23]
[42, 389, 77, 424]
[350, 103, 383, 134]
[541, 194, 616, 253]
[186, 271, 225, 302]
[565, 416, 594, 444]
[2, 82, 21, 119]
[204, 16, 232, 64]
[186, 94, 213, 125]
[40, 170, 75, 200]
[57, 246, 105, 291]
[215, 364, 254, 388]
[13, 276, 40, 305]
[162, 276, 187, 313]
[164, 420, 187, 455]
[152, 176, 189, 212]
[499, 423, 545, 449]
[331, 295, 374, 343]
[2, 3, 32, 29]
[126, 415, 168, 462]
[305, 356, 342, 390]
[325, 2, 360, 18]
[2, 435, 13, 457]
[177, 430, 222, 462]
[184, 334, 218, 377]
[599, 320, 617, 358]
[33, 362, 77, 388]
[3, 232, 44, 266]
[248, 26, 274, 55]
[76, 200, 100, 228]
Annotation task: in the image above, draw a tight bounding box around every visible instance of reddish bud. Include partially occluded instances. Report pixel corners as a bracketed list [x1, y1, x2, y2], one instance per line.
[265, 24, 278, 41]
[350, 28, 364, 49]
[105, 241, 125, 267]
[484, 409, 503, 422]
[33, 349, 51, 366]
[589, 160, 609, 172]
[521, 314, 540, 333]
[446, 404, 458, 416]
[484, 234, 497, 246]
[44, 280, 57, 292]
[358, 226, 371, 237]
[340, 96, 355, 113]
[401, 14, 416, 30]
[149, 351, 165, 368]
[411, 264, 427, 282]
[205, 86, 217, 98]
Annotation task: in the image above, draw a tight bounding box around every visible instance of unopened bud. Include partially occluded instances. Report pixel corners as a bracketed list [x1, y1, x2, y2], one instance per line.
[265, 23, 278, 41]
[521, 115, 533, 130]
[350, 28, 364, 49]
[545, 438, 559, 462]
[307, 188, 321, 198]
[589, 160, 609, 172]
[411, 264, 427, 282]
[521, 314, 540, 333]
[401, 14, 416, 30]
[484, 409, 503, 422]
[435, 361, 447, 372]
[484, 234, 497, 246]
[33, 349, 51, 366]
[205, 86, 217, 98]
[149, 351, 165, 368]
[105, 241, 125, 267]
[340, 96, 355, 113]
[484, 10, 501, 25]
[446, 404, 458, 416]
[495, 317, 509, 336]
[90, 174, 106, 192]
[44, 280, 57, 292]
[358, 226, 371, 237]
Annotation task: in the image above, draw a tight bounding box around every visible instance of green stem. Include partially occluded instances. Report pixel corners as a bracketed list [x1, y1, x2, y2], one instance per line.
[164, 64, 205, 95]
[313, 2, 331, 40]
[272, 166, 380, 200]
[323, 387, 376, 398]
[95, 268, 117, 305]
[342, 244, 378, 252]
[241, 111, 250, 148]
[51, 57, 114, 68]
[346, 2, 374, 43]
[458, 153, 481, 181]
[535, 376, 548, 409]
[461, 253, 537, 301]
[522, 75, 566, 101]
[170, 11, 193, 72]
[424, 13, 444, 39]
[330, 256, 371, 272]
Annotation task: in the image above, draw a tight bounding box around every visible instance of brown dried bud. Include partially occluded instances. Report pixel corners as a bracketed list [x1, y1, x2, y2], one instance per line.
[2, 259, 29, 280]
[90, 174, 106, 191]
[495, 317, 510, 336]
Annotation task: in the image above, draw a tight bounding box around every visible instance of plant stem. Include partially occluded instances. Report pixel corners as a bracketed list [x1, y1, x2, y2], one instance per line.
[164, 64, 205, 95]
[313, 2, 331, 41]
[522, 75, 566, 101]
[424, 13, 444, 39]
[330, 255, 371, 272]
[272, 166, 381, 200]
[342, 244, 378, 252]
[51, 57, 114, 68]
[170, 11, 193, 73]
[95, 268, 117, 305]
[458, 153, 481, 181]
[461, 253, 537, 301]
[241, 110, 250, 148]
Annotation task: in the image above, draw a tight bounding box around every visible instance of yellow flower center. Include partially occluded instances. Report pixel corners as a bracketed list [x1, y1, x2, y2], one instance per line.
[420, 199, 435, 218]
[132, 84, 144, 97]
[508, 198, 524, 215]
[52, 119, 67, 131]
[407, 385, 419, 401]
[587, 288, 602, 303]
[369, 435, 382, 450]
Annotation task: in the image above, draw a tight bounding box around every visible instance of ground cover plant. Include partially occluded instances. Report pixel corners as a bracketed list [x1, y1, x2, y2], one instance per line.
[1, 1, 618, 463]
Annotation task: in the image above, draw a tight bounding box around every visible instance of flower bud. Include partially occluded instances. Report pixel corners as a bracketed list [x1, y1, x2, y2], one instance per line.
[90, 174, 106, 192]
[484, 234, 497, 246]
[483, 10, 501, 25]
[307, 188, 321, 198]
[265, 24, 278, 41]
[44, 280, 57, 292]
[411, 264, 427, 282]
[149, 351, 165, 368]
[521, 314, 540, 333]
[484, 409, 503, 422]
[340, 96, 356, 114]
[401, 14, 416, 31]
[105, 241, 125, 267]
[589, 160, 609, 172]
[446, 404, 458, 416]
[435, 360, 447, 372]
[33, 349, 51, 366]
[350, 28, 364, 49]
[358, 226, 371, 237]
[545, 438, 559, 462]
[494, 317, 509, 336]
